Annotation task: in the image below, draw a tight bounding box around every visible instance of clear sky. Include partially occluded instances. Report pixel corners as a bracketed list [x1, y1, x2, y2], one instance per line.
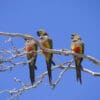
[0, 0, 100, 100]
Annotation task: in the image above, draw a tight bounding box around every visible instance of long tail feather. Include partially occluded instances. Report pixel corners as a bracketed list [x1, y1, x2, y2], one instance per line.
[47, 61, 52, 84]
[29, 63, 35, 85]
[76, 64, 82, 84]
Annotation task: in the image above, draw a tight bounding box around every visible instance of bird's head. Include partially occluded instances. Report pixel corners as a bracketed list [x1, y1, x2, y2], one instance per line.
[71, 33, 81, 41]
[37, 29, 48, 37]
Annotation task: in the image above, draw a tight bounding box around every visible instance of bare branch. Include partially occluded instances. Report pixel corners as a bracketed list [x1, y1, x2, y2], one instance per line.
[0, 32, 32, 39]
[0, 32, 100, 100]
[1, 63, 100, 100]
[37, 48, 100, 66]
[0, 32, 100, 66]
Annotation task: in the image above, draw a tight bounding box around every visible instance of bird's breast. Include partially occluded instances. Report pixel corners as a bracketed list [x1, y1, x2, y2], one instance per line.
[72, 46, 82, 53]
[42, 41, 50, 55]
[26, 46, 35, 51]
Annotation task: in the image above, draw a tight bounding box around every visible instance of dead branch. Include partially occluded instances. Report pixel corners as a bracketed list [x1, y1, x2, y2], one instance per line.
[0, 32, 100, 100]
[0, 32, 33, 39]
[0, 64, 100, 100]
[0, 32, 100, 66]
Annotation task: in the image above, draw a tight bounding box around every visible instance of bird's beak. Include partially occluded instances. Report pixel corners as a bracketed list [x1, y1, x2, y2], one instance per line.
[72, 39, 77, 42]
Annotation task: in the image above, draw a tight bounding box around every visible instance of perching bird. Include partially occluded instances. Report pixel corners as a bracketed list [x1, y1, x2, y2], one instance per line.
[37, 29, 55, 84]
[25, 38, 38, 85]
[71, 33, 84, 84]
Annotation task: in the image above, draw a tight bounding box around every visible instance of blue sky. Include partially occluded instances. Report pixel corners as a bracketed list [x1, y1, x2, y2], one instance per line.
[0, 0, 100, 100]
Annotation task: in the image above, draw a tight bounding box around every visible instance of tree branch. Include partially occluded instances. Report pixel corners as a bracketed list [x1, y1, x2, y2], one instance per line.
[0, 32, 32, 39]
[1, 64, 100, 99]
[0, 32, 100, 100]
[0, 32, 100, 66]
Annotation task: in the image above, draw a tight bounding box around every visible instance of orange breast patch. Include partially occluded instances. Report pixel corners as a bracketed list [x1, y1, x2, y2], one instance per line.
[26, 46, 34, 52]
[73, 46, 81, 53]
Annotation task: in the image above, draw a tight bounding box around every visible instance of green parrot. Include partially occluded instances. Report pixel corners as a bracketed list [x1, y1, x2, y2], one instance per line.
[37, 29, 55, 84]
[25, 38, 38, 85]
[71, 33, 84, 84]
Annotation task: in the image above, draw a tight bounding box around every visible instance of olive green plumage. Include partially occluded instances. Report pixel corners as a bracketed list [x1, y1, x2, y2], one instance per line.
[71, 33, 84, 84]
[37, 29, 55, 84]
[25, 38, 38, 85]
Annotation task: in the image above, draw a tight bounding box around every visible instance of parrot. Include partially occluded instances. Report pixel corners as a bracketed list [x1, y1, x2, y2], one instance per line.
[25, 38, 38, 85]
[37, 29, 55, 84]
[71, 33, 84, 84]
